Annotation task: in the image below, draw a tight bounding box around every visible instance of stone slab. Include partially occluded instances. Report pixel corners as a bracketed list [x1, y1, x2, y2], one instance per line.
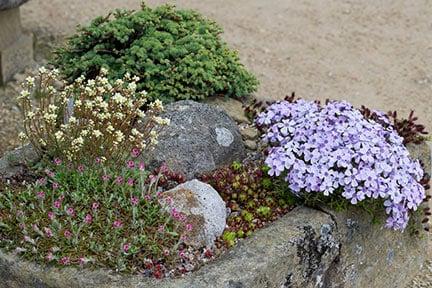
[0, 31, 33, 85]
[0, 7, 21, 49]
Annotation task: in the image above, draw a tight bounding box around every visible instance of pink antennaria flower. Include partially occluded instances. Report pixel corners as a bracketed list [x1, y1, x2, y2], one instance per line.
[46, 252, 54, 262]
[144, 194, 151, 201]
[178, 250, 186, 258]
[77, 165, 85, 173]
[53, 158, 62, 165]
[180, 235, 188, 242]
[156, 191, 163, 198]
[79, 257, 89, 265]
[112, 219, 123, 229]
[63, 230, 72, 239]
[91, 202, 100, 210]
[32, 224, 40, 232]
[84, 214, 93, 224]
[59, 256, 70, 266]
[185, 223, 193, 232]
[52, 182, 60, 190]
[126, 160, 135, 169]
[160, 163, 169, 174]
[66, 207, 75, 217]
[158, 225, 164, 233]
[163, 249, 170, 257]
[53, 200, 61, 209]
[148, 174, 157, 183]
[45, 169, 55, 178]
[36, 177, 47, 186]
[127, 178, 134, 186]
[95, 157, 102, 164]
[170, 208, 179, 219]
[23, 235, 35, 245]
[115, 176, 124, 185]
[44, 227, 53, 238]
[131, 147, 141, 158]
[164, 196, 173, 206]
[47, 211, 55, 220]
[138, 162, 145, 171]
[36, 191, 45, 199]
[122, 243, 130, 253]
[130, 196, 139, 206]
[101, 174, 111, 182]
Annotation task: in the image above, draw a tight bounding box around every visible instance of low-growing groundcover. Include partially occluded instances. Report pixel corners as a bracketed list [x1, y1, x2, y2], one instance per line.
[52, 4, 258, 103]
[200, 161, 294, 247]
[256, 98, 428, 231]
[0, 67, 216, 278]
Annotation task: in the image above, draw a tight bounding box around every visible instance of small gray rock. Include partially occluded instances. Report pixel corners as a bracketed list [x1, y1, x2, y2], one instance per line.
[204, 96, 250, 124]
[0, 144, 39, 178]
[240, 126, 259, 140]
[142, 100, 246, 179]
[160, 179, 226, 248]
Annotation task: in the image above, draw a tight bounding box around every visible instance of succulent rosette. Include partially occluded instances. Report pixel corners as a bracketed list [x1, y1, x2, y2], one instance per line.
[256, 99, 425, 231]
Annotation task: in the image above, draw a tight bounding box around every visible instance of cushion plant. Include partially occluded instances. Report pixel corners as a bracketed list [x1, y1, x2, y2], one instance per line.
[52, 4, 258, 103]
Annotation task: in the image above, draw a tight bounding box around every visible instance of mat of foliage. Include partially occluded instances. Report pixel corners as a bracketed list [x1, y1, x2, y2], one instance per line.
[200, 160, 294, 247]
[0, 159, 223, 278]
[52, 4, 258, 103]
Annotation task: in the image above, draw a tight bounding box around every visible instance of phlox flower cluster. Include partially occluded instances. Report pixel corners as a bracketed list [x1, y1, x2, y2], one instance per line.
[256, 99, 425, 231]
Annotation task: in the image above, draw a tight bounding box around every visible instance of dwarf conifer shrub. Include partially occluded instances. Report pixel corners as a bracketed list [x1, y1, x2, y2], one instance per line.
[52, 4, 258, 103]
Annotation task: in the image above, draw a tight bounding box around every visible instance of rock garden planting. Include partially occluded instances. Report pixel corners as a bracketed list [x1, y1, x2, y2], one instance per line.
[0, 3, 431, 288]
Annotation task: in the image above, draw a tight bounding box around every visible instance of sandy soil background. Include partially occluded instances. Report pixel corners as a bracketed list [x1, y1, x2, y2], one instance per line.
[19, 0, 432, 128]
[0, 0, 430, 286]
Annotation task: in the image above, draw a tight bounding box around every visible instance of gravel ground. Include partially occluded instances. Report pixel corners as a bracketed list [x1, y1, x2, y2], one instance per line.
[0, 0, 430, 285]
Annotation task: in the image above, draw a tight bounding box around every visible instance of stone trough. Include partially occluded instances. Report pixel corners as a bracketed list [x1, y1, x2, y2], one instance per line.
[0, 135, 430, 287]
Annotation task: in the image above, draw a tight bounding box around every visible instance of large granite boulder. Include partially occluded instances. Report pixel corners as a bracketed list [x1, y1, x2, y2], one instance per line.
[142, 100, 246, 179]
[160, 179, 226, 248]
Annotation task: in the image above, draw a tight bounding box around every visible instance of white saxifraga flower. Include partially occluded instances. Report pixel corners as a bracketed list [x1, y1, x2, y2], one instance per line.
[153, 116, 170, 125]
[55, 131, 64, 141]
[112, 93, 126, 104]
[69, 117, 77, 124]
[127, 82, 137, 91]
[18, 90, 30, 100]
[48, 104, 58, 112]
[43, 113, 57, 123]
[26, 111, 35, 120]
[106, 125, 115, 133]
[93, 130, 103, 138]
[150, 99, 163, 111]
[25, 76, 35, 87]
[115, 131, 124, 142]
[18, 132, 27, 141]
[100, 67, 109, 76]
[71, 137, 84, 148]
[131, 128, 139, 136]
